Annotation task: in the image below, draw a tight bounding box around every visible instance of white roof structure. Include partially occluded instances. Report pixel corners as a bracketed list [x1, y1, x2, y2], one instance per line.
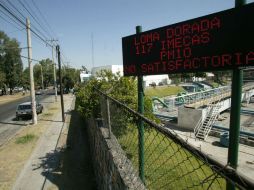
[91, 65, 123, 76]
[143, 75, 171, 86]
[80, 72, 92, 83]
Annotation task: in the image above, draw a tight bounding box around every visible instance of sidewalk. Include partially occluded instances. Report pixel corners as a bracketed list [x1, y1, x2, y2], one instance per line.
[12, 94, 75, 190]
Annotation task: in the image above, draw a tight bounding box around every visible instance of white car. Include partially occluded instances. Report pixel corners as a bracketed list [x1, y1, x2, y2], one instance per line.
[35, 90, 43, 95]
[16, 102, 43, 120]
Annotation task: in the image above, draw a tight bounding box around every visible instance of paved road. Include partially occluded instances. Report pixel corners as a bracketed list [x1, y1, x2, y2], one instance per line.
[0, 90, 55, 146]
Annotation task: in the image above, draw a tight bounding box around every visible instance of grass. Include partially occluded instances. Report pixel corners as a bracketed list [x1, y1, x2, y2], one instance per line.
[43, 113, 53, 116]
[49, 107, 58, 110]
[0, 95, 62, 190]
[15, 134, 36, 144]
[211, 82, 220, 88]
[113, 123, 226, 189]
[145, 86, 185, 98]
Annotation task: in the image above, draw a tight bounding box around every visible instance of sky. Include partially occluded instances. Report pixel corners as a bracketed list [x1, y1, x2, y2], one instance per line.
[0, 0, 254, 71]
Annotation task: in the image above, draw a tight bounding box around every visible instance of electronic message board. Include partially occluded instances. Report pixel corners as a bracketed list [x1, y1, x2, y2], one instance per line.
[122, 3, 254, 76]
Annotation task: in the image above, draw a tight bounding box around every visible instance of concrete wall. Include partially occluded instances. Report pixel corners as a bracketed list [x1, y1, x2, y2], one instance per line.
[86, 118, 145, 190]
[178, 107, 206, 130]
[177, 99, 231, 130]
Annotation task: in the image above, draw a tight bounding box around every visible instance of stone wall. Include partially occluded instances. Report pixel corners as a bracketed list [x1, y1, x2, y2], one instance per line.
[86, 118, 145, 190]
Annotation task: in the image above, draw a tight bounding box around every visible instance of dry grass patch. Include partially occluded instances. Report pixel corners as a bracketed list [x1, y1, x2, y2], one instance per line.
[43, 113, 54, 117]
[49, 107, 58, 110]
[0, 94, 29, 105]
[0, 122, 49, 190]
[0, 98, 62, 189]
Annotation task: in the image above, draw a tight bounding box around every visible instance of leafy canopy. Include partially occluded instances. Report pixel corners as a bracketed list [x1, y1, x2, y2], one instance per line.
[0, 31, 23, 89]
[76, 70, 154, 120]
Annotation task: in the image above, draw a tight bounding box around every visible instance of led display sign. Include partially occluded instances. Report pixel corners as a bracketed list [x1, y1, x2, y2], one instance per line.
[122, 3, 254, 76]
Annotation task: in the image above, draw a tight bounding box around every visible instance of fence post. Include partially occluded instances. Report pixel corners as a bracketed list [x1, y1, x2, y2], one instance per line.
[227, 1, 245, 190]
[106, 97, 111, 139]
[136, 25, 145, 183]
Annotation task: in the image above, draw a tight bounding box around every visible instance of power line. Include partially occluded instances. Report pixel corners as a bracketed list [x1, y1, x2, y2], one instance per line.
[17, 0, 50, 41]
[30, 0, 57, 39]
[0, 4, 24, 29]
[0, 12, 24, 30]
[2, 46, 28, 50]
[0, 1, 25, 26]
[22, 0, 54, 39]
[6, 0, 26, 20]
[20, 55, 40, 62]
[0, 2, 52, 47]
[1, 1, 71, 67]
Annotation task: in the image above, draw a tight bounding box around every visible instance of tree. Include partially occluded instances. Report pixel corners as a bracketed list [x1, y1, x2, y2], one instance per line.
[168, 74, 181, 85]
[76, 70, 153, 118]
[0, 31, 23, 92]
[213, 70, 231, 85]
[76, 70, 157, 138]
[169, 72, 207, 85]
[33, 58, 54, 88]
[33, 64, 42, 88]
[61, 66, 80, 91]
[22, 67, 30, 90]
[39, 58, 54, 88]
[194, 72, 206, 78]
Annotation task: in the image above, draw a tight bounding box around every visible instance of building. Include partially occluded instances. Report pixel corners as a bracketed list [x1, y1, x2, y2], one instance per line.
[91, 65, 123, 77]
[143, 75, 171, 87]
[80, 71, 92, 83]
[90, 65, 172, 87]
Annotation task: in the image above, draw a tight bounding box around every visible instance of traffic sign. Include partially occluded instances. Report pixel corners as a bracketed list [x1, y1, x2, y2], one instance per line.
[122, 3, 254, 76]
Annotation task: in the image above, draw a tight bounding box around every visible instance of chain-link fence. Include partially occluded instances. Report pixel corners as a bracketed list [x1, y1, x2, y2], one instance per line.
[96, 88, 253, 190]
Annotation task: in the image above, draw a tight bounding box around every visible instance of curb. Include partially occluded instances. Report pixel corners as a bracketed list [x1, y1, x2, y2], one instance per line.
[12, 94, 75, 190]
[41, 95, 76, 190]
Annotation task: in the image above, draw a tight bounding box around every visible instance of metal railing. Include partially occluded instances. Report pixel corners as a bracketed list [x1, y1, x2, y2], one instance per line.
[155, 83, 254, 113]
[95, 88, 253, 190]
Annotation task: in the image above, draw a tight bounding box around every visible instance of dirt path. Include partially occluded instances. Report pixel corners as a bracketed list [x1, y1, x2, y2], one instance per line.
[46, 110, 97, 190]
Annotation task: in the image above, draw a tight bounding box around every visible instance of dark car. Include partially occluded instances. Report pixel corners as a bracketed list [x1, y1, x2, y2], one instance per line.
[16, 102, 43, 120]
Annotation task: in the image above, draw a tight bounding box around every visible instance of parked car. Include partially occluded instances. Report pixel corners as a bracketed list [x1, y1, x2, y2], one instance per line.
[13, 86, 23, 92]
[16, 102, 43, 120]
[35, 90, 43, 95]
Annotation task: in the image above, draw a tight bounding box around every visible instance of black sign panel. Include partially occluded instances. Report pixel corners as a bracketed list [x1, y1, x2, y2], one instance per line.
[122, 3, 254, 76]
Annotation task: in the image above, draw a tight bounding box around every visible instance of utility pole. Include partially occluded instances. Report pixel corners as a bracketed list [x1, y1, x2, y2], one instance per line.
[26, 18, 37, 125]
[46, 39, 58, 101]
[40, 64, 44, 90]
[56, 45, 65, 122]
[47, 39, 58, 102]
[52, 47, 57, 101]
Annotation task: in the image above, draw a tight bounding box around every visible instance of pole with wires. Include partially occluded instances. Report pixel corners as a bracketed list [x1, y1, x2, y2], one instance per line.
[47, 39, 58, 102]
[26, 17, 37, 125]
[52, 46, 57, 102]
[56, 45, 65, 122]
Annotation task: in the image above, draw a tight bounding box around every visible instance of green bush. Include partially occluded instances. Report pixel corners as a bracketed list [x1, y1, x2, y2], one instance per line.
[76, 70, 156, 122]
